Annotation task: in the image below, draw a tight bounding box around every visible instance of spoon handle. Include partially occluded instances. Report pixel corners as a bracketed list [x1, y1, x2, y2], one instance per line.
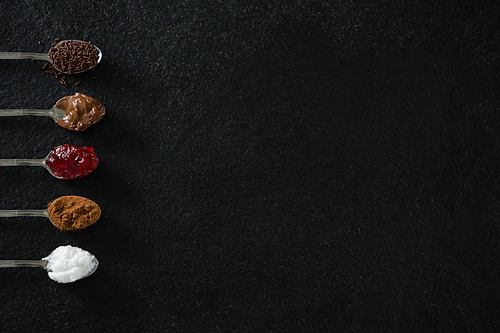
[0, 52, 51, 61]
[0, 209, 49, 218]
[0, 158, 46, 167]
[0, 109, 53, 117]
[0, 260, 47, 268]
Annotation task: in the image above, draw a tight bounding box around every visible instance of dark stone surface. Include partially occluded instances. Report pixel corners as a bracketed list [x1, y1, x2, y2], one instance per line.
[1, 0, 499, 332]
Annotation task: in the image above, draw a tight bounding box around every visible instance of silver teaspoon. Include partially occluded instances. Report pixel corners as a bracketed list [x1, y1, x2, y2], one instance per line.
[0, 195, 101, 231]
[0, 152, 55, 177]
[0, 246, 99, 283]
[0, 93, 106, 131]
[0, 39, 102, 74]
[0, 144, 99, 179]
[0, 102, 66, 122]
[0, 209, 57, 228]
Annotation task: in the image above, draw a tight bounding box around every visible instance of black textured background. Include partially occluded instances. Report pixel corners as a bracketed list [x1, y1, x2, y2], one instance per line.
[1, 1, 499, 332]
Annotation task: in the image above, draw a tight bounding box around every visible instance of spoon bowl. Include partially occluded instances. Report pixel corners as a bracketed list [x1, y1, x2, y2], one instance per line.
[43, 246, 99, 283]
[50, 39, 102, 74]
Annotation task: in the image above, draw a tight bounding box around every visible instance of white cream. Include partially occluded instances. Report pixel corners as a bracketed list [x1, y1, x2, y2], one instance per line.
[43, 245, 98, 283]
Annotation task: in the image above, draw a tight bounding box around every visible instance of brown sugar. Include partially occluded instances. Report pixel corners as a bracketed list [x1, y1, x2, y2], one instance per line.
[47, 196, 101, 231]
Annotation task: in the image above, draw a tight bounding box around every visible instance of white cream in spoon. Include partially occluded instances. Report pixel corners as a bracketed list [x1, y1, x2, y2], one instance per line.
[43, 245, 98, 283]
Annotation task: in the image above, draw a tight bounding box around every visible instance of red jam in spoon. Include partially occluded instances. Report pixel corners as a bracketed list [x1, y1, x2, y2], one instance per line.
[45, 145, 98, 179]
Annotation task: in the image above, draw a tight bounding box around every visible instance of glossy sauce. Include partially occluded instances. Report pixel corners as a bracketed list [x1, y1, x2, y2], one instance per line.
[45, 145, 98, 179]
[55, 93, 105, 131]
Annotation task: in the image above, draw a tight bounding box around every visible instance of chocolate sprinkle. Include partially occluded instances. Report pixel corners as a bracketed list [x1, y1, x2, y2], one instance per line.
[48, 40, 99, 74]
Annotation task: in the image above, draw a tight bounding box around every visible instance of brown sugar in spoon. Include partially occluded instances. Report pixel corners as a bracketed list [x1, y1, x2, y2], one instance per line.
[0, 196, 101, 231]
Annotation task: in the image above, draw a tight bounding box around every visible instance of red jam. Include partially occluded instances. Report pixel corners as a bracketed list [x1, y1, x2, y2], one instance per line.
[45, 145, 98, 179]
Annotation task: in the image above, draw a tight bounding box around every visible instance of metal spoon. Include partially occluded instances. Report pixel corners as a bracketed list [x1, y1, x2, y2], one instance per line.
[0, 209, 59, 229]
[0, 152, 56, 177]
[0, 150, 61, 179]
[0, 145, 98, 179]
[0, 195, 101, 231]
[0, 39, 102, 74]
[0, 249, 98, 283]
[0, 101, 66, 122]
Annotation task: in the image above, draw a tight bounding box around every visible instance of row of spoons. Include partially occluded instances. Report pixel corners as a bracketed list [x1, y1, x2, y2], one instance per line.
[1, 40, 104, 282]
